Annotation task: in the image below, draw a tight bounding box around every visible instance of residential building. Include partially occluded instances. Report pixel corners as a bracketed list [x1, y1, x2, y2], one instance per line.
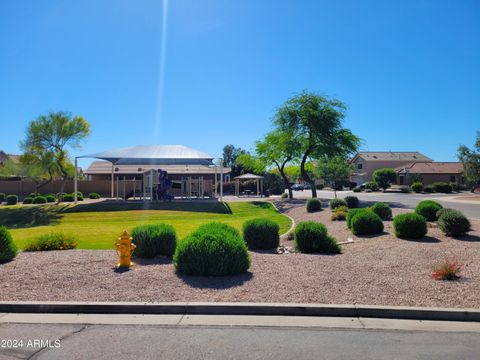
[395, 162, 464, 185]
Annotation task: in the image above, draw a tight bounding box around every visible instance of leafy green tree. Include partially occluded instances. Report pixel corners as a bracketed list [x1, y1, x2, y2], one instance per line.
[372, 168, 397, 191]
[274, 91, 360, 198]
[222, 144, 248, 177]
[21, 111, 90, 201]
[457, 132, 480, 191]
[315, 156, 352, 198]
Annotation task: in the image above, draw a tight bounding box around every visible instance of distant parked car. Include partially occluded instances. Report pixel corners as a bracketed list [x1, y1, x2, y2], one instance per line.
[303, 183, 312, 190]
[291, 184, 304, 191]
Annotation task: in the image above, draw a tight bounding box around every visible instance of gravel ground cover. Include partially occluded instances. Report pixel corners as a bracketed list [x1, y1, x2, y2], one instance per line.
[0, 199, 479, 308]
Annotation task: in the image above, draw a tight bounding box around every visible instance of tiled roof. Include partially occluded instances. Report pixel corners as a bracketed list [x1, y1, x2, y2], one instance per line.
[354, 152, 432, 162]
[395, 162, 464, 174]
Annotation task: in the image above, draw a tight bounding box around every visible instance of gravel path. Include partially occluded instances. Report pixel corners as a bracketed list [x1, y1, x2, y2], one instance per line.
[1, 199, 479, 308]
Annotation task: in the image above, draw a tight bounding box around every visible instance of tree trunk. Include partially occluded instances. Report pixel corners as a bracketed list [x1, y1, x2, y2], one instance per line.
[276, 160, 293, 199]
[300, 149, 317, 198]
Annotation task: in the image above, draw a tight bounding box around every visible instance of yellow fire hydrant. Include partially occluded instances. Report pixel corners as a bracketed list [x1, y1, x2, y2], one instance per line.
[116, 231, 136, 268]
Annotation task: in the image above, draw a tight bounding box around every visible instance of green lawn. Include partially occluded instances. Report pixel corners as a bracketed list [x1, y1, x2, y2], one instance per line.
[0, 201, 291, 250]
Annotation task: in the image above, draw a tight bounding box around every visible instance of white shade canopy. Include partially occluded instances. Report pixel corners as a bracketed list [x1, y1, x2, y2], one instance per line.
[233, 173, 264, 180]
[79, 145, 214, 165]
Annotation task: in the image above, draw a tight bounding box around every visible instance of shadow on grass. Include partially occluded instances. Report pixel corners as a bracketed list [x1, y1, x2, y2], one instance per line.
[63, 200, 232, 215]
[178, 271, 253, 289]
[0, 205, 66, 228]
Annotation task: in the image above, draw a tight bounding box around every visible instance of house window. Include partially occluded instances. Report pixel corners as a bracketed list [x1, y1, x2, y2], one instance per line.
[450, 175, 456, 182]
[357, 163, 363, 170]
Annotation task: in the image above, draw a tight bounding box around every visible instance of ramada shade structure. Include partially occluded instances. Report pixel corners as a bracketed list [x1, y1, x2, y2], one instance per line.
[233, 173, 264, 196]
[74, 145, 221, 203]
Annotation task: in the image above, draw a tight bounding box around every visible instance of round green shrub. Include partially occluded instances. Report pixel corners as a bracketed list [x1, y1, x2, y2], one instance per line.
[0, 226, 17, 263]
[6, 195, 18, 205]
[62, 193, 75, 202]
[329, 198, 347, 210]
[350, 211, 384, 235]
[33, 196, 47, 204]
[306, 198, 322, 213]
[45, 194, 56, 203]
[131, 223, 177, 258]
[436, 208, 454, 219]
[24, 233, 78, 251]
[423, 185, 434, 193]
[0, 193, 5, 202]
[371, 202, 392, 220]
[365, 181, 379, 191]
[437, 209, 470, 237]
[393, 213, 427, 239]
[243, 218, 279, 250]
[294, 221, 340, 254]
[346, 208, 370, 229]
[22, 197, 34, 204]
[73, 192, 84, 201]
[432, 182, 452, 193]
[344, 196, 359, 208]
[174, 222, 250, 276]
[88, 192, 101, 199]
[28, 192, 40, 198]
[353, 187, 361, 192]
[411, 182, 423, 193]
[415, 200, 443, 221]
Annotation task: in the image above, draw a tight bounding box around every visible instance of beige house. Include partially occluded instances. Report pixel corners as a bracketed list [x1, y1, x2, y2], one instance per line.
[395, 162, 464, 186]
[0, 150, 20, 166]
[349, 151, 432, 185]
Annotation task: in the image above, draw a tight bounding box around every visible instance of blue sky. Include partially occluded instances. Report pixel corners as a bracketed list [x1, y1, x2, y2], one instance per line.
[1, 0, 479, 169]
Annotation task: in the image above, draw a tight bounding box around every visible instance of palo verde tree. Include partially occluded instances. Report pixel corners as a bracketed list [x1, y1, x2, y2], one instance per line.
[21, 111, 91, 201]
[457, 131, 480, 191]
[372, 168, 397, 191]
[274, 91, 360, 198]
[315, 156, 352, 198]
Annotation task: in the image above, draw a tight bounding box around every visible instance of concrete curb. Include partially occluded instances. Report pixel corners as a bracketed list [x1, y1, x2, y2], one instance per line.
[0, 302, 479, 322]
[269, 200, 296, 239]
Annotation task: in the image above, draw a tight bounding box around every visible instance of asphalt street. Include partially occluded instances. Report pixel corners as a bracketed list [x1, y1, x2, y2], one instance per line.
[289, 190, 480, 219]
[1, 320, 480, 360]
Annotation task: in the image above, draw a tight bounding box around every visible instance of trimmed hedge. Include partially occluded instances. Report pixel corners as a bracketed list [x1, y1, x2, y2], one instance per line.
[347, 208, 370, 229]
[344, 196, 359, 208]
[88, 192, 101, 199]
[0, 226, 17, 263]
[33, 196, 47, 204]
[6, 195, 18, 205]
[329, 198, 347, 210]
[365, 181, 379, 191]
[174, 222, 250, 276]
[24, 233, 78, 251]
[371, 202, 392, 220]
[22, 197, 34, 204]
[0, 193, 5, 202]
[62, 193, 75, 202]
[331, 206, 348, 221]
[306, 198, 322, 213]
[437, 209, 470, 237]
[350, 211, 384, 235]
[423, 185, 434, 193]
[411, 182, 423, 193]
[294, 221, 340, 254]
[432, 182, 452, 193]
[353, 187, 361, 193]
[243, 218, 280, 250]
[415, 200, 443, 221]
[45, 194, 56, 203]
[131, 223, 177, 258]
[393, 213, 427, 239]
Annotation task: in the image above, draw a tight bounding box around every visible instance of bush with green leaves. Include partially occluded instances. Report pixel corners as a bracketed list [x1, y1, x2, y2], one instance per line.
[62, 193, 75, 202]
[174, 222, 250, 276]
[432, 182, 452, 194]
[24, 232, 78, 252]
[437, 209, 470, 237]
[33, 196, 47, 204]
[294, 221, 340, 254]
[370, 202, 392, 220]
[411, 182, 423, 193]
[0, 226, 17, 263]
[346, 208, 370, 229]
[352, 187, 361, 193]
[88, 192, 101, 199]
[393, 213, 427, 239]
[372, 168, 397, 191]
[344, 196, 359, 208]
[331, 206, 348, 221]
[350, 211, 384, 235]
[22, 197, 34, 204]
[423, 185, 434, 193]
[415, 200, 443, 221]
[0, 193, 5, 202]
[329, 198, 347, 210]
[45, 194, 56, 203]
[6, 195, 18, 205]
[306, 198, 322, 213]
[131, 223, 177, 258]
[243, 218, 279, 250]
[74, 192, 84, 201]
[365, 181, 379, 191]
